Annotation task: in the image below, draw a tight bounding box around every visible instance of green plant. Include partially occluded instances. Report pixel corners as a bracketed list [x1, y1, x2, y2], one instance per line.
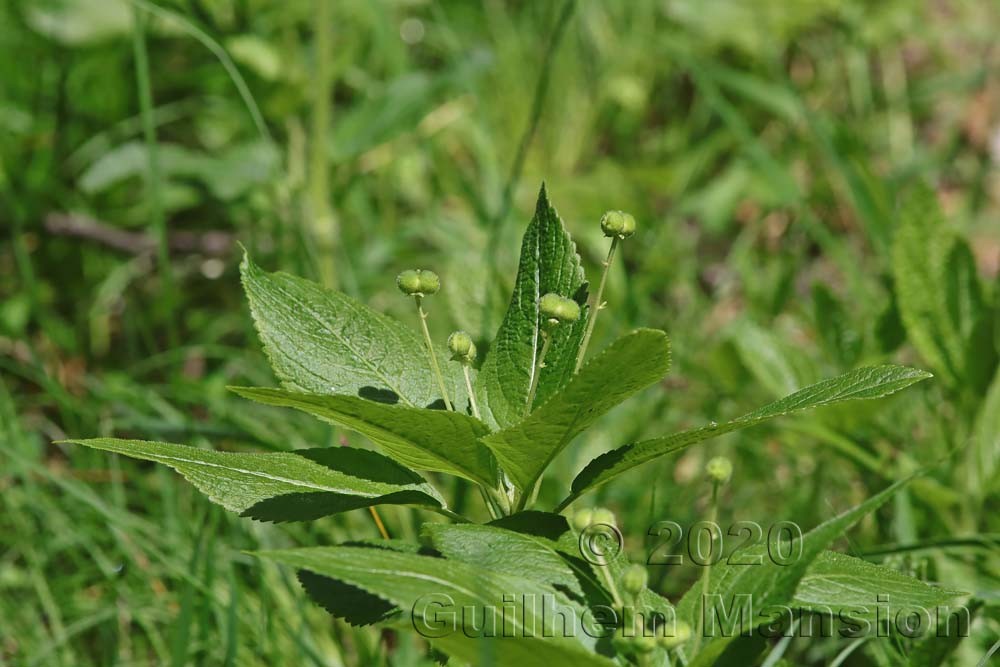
[67, 185, 970, 666]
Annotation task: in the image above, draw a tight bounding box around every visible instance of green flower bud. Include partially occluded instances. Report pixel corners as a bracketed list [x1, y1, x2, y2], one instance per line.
[396, 269, 440, 296]
[622, 564, 648, 597]
[592, 507, 616, 527]
[539, 293, 581, 328]
[447, 331, 477, 364]
[396, 269, 421, 295]
[418, 269, 440, 294]
[658, 620, 692, 649]
[600, 210, 636, 239]
[570, 508, 594, 532]
[705, 456, 733, 484]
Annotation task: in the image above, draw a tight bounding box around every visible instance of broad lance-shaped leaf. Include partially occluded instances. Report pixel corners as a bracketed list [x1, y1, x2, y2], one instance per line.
[64, 438, 444, 521]
[476, 184, 589, 430]
[257, 546, 617, 667]
[676, 478, 910, 666]
[230, 387, 496, 487]
[483, 329, 670, 492]
[560, 365, 931, 509]
[792, 551, 966, 619]
[240, 252, 468, 411]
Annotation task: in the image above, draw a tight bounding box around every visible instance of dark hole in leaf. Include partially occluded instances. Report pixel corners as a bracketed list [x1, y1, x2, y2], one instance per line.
[424, 398, 448, 410]
[572, 281, 590, 305]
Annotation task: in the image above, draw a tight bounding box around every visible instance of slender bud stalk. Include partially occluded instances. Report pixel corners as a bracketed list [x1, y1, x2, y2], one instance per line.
[415, 296, 453, 411]
[368, 506, 389, 539]
[575, 236, 618, 372]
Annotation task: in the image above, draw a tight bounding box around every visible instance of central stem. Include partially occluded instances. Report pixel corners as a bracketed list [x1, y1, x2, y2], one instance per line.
[526, 330, 552, 411]
[575, 236, 619, 372]
[415, 297, 453, 411]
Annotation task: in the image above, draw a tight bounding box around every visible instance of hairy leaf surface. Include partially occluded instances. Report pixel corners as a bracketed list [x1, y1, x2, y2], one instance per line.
[563, 365, 931, 507]
[231, 387, 496, 486]
[476, 184, 588, 429]
[65, 438, 444, 520]
[483, 329, 670, 492]
[241, 252, 467, 410]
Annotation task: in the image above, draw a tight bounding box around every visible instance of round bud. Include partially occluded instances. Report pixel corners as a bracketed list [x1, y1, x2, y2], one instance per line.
[601, 210, 637, 239]
[447, 331, 477, 364]
[396, 269, 422, 295]
[539, 293, 581, 329]
[571, 508, 594, 532]
[555, 298, 581, 323]
[418, 269, 440, 295]
[539, 293, 564, 320]
[591, 507, 616, 527]
[396, 269, 440, 296]
[622, 564, 648, 597]
[658, 620, 692, 649]
[705, 456, 733, 484]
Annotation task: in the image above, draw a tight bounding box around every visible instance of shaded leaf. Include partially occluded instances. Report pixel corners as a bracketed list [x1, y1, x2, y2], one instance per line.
[231, 387, 496, 486]
[257, 546, 616, 667]
[64, 438, 444, 521]
[562, 365, 930, 508]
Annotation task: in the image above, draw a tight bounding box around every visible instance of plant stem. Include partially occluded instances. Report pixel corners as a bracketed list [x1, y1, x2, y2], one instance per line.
[131, 6, 177, 348]
[692, 480, 720, 654]
[368, 507, 389, 539]
[526, 330, 552, 411]
[575, 236, 618, 372]
[462, 366, 481, 419]
[415, 297, 453, 411]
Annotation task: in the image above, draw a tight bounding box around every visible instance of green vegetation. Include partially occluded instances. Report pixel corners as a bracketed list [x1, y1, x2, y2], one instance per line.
[2, 1, 999, 665]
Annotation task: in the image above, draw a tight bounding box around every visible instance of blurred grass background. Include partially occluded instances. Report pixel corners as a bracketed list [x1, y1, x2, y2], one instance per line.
[2, 0, 999, 665]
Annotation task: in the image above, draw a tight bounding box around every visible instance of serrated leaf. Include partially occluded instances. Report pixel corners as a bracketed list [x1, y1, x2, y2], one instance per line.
[257, 545, 617, 667]
[240, 252, 467, 411]
[483, 329, 670, 493]
[892, 187, 974, 387]
[422, 523, 583, 597]
[476, 184, 589, 429]
[230, 387, 496, 486]
[792, 551, 966, 618]
[65, 438, 444, 521]
[561, 365, 931, 509]
[677, 479, 910, 666]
